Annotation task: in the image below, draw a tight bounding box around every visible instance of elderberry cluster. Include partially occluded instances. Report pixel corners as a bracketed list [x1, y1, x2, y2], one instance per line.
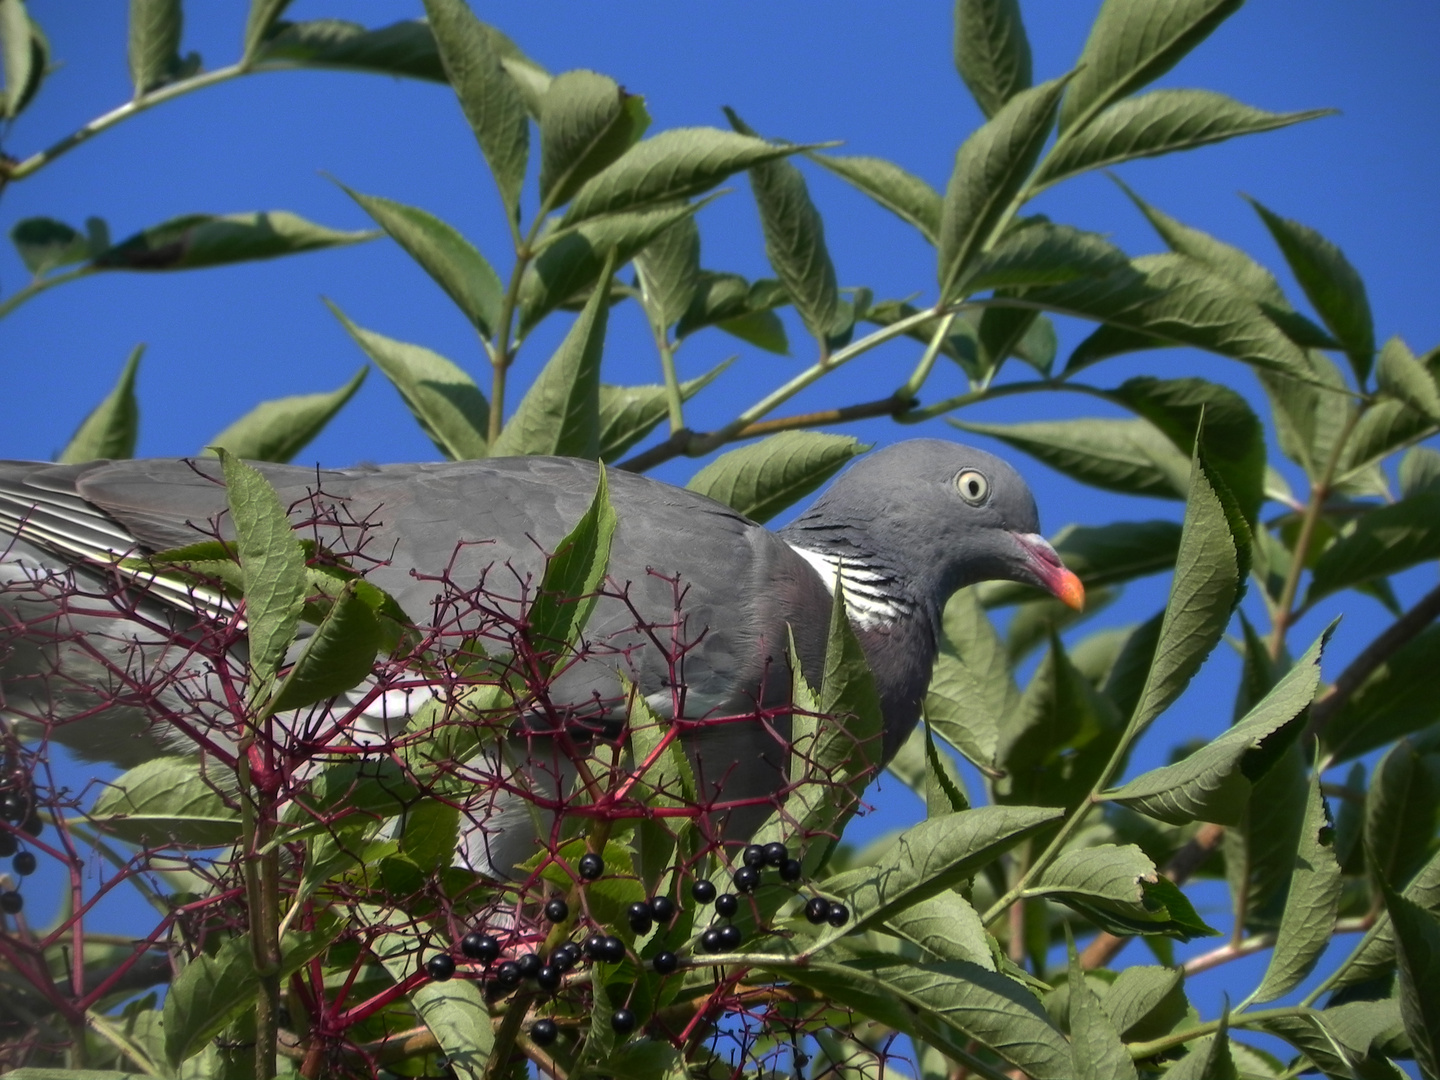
[0, 776, 42, 917]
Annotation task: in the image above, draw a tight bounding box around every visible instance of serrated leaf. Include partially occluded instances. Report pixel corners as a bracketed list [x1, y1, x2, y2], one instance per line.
[1338, 844, 1440, 989]
[539, 69, 648, 210]
[1040, 90, 1330, 188]
[1260, 350, 1354, 482]
[951, 416, 1190, 500]
[1307, 491, 1440, 603]
[269, 581, 384, 713]
[962, 220, 1128, 292]
[328, 302, 488, 460]
[59, 345, 141, 463]
[938, 76, 1069, 300]
[1376, 335, 1440, 421]
[128, 0, 182, 95]
[421, 0, 529, 221]
[685, 431, 867, 523]
[1032, 844, 1213, 939]
[808, 152, 943, 242]
[242, 0, 292, 59]
[725, 107, 843, 347]
[1059, 0, 1243, 133]
[1323, 622, 1440, 765]
[525, 468, 616, 677]
[93, 211, 373, 271]
[1249, 197, 1375, 384]
[255, 19, 446, 81]
[1249, 773, 1342, 1003]
[216, 450, 307, 696]
[633, 214, 700, 329]
[562, 127, 807, 226]
[204, 367, 366, 463]
[340, 185, 503, 337]
[596, 361, 728, 463]
[1043, 253, 1311, 379]
[1225, 743, 1307, 934]
[1339, 398, 1440, 493]
[675, 270, 790, 354]
[90, 757, 239, 846]
[1106, 626, 1330, 824]
[1102, 965, 1185, 1040]
[954, 0, 1033, 118]
[496, 249, 616, 458]
[10, 217, 89, 277]
[1378, 880, 1440, 1080]
[883, 887, 993, 967]
[1166, 1028, 1239, 1080]
[1067, 941, 1138, 1080]
[1400, 447, 1440, 497]
[1365, 740, 1440, 900]
[925, 588, 1017, 769]
[519, 200, 699, 332]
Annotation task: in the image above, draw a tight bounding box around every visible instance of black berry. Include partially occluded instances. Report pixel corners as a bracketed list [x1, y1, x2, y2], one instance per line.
[763, 842, 788, 867]
[691, 879, 717, 904]
[780, 858, 803, 882]
[733, 866, 760, 894]
[804, 897, 830, 925]
[20, 814, 41, 838]
[0, 891, 22, 915]
[648, 895, 676, 922]
[701, 927, 723, 953]
[516, 952, 541, 977]
[557, 942, 582, 967]
[494, 961, 521, 988]
[0, 832, 15, 858]
[536, 964, 561, 991]
[425, 954, 455, 981]
[0, 793, 22, 822]
[714, 893, 738, 918]
[627, 901, 654, 935]
[718, 924, 742, 950]
[611, 1008, 636, 1034]
[578, 853, 604, 880]
[551, 946, 578, 973]
[530, 1018, 558, 1046]
[652, 951, 679, 974]
[827, 902, 850, 927]
[543, 898, 568, 923]
[460, 932, 499, 963]
[742, 844, 766, 868]
[584, 934, 607, 960]
[601, 936, 626, 962]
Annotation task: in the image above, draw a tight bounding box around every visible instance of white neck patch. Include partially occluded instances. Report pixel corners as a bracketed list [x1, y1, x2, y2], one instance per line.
[787, 544, 910, 630]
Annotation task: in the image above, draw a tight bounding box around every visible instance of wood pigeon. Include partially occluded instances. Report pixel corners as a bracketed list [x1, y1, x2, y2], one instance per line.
[0, 439, 1081, 874]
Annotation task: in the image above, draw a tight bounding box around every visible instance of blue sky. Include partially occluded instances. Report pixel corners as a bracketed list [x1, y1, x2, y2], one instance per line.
[3, 0, 1439, 1056]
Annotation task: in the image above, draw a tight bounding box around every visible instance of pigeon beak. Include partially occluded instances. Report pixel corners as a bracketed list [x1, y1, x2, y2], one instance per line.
[1010, 532, 1085, 611]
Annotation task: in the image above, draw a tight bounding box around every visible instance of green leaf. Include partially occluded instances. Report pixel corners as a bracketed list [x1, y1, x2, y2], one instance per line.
[1119, 446, 1246, 741]
[937, 76, 1069, 301]
[1030, 844, 1215, 939]
[519, 200, 699, 332]
[328, 302, 488, 460]
[10, 217, 89, 277]
[89, 757, 240, 846]
[1039, 90, 1330, 188]
[1105, 626, 1330, 824]
[242, 0, 292, 60]
[1165, 1028, 1239, 1080]
[1249, 774, 1342, 1003]
[1249, 197, 1375, 384]
[204, 367, 366, 463]
[951, 416, 1190, 500]
[1102, 965, 1186, 1040]
[808, 153, 942, 243]
[962, 220, 1128, 293]
[1307, 490, 1440, 603]
[1225, 743, 1307, 934]
[1323, 623, 1440, 765]
[816, 805, 1061, 942]
[560, 128, 810, 227]
[954, 0, 1033, 119]
[1338, 844, 1440, 989]
[1066, 941, 1139, 1080]
[495, 249, 616, 458]
[269, 582, 384, 713]
[163, 931, 333, 1068]
[525, 468, 616, 673]
[724, 107, 843, 347]
[128, 0, 182, 95]
[421, 0, 529, 221]
[539, 69, 649, 210]
[1378, 879, 1440, 1080]
[675, 270, 790, 354]
[633, 215, 700, 330]
[93, 211, 373, 271]
[0, 0, 34, 119]
[785, 959, 1072, 1079]
[59, 345, 141, 463]
[1365, 740, 1440, 898]
[1377, 335, 1440, 422]
[1059, 0, 1243, 133]
[1400, 446, 1440, 497]
[255, 19, 447, 81]
[685, 432, 868, 524]
[216, 450, 307, 696]
[595, 365, 728, 463]
[975, 305, 1049, 379]
[1260, 351, 1355, 483]
[1043, 254, 1311, 379]
[340, 185, 503, 337]
[925, 588, 1018, 770]
[882, 887, 993, 967]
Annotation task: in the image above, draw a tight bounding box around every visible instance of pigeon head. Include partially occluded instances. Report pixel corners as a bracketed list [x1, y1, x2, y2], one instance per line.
[779, 439, 1083, 623]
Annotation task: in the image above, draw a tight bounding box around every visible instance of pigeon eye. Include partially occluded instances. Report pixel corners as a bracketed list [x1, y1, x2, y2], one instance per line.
[955, 469, 989, 505]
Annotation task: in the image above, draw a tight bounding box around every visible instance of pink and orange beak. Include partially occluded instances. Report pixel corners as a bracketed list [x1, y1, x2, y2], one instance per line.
[1011, 532, 1085, 611]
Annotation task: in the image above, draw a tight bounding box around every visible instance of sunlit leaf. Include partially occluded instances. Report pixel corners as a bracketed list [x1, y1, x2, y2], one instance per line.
[954, 0, 1033, 118]
[204, 367, 366, 463]
[685, 431, 868, 523]
[90, 757, 239, 846]
[59, 345, 142, 463]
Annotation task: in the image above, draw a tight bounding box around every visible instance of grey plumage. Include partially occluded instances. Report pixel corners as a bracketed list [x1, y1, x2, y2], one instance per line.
[0, 439, 1080, 874]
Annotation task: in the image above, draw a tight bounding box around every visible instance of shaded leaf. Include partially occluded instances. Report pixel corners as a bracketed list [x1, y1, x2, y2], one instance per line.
[1307, 491, 1440, 603]
[539, 69, 648, 210]
[526, 467, 616, 673]
[925, 587, 1018, 769]
[954, 0, 1033, 118]
[1031, 844, 1215, 939]
[128, 0, 182, 95]
[243, 0, 293, 60]
[1337, 845, 1440, 989]
[1400, 446, 1440, 497]
[1102, 966, 1185, 1040]
[93, 211, 373, 271]
[633, 215, 700, 330]
[90, 757, 239, 846]
[1225, 743, 1307, 933]
[59, 345, 141, 463]
[270, 582, 384, 713]
[676, 270, 790, 354]
[0, 0, 37, 119]
[686, 431, 867, 524]
[961, 220, 1127, 292]
[1066, 941, 1139, 1080]
[1166, 1028, 1239, 1080]
[596, 361, 728, 463]
[1376, 335, 1440, 422]
[11, 217, 89, 277]
[328, 302, 489, 460]
[1378, 880, 1440, 1080]
[1365, 740, 1440, 898]
[255, 19, 450, 81]
[808, 152, 942, 242]
[204, 367, 366, 463]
